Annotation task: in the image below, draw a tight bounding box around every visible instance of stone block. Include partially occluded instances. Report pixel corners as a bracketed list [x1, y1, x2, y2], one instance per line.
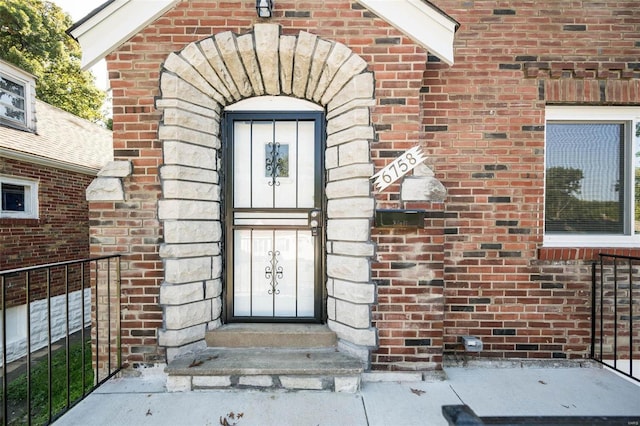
[158, 200, 220, 221]
[327, 108, 370, 135]
[328, 73, 375, 112]
[163, 107, 218, 135]
[334, 376, 360, 393]
[333, 279, 375, 303]
[327, 126, 374, 147]
[205, 279, 223, 299]
[193, 376, 231, 388]
[160, 281, 204, 305]
[327, 198, 374, 219]
[160, 165, 218, 183]
[328, 320, 377, 347]
[86, 177, 124, 201]
[238, 375, 273, 387]
[254, 24, 281, 95]
[321, 55, 368, 105]
[159, 125, 220, 149]
[331, 242, 375, 258]
[164, 52, 226, 104]
[189, 39, 237, 102]
[336, 299, 371, 329]
[163, 142, 217, 169]
[165, 300, 212, 329]
[159, 72, 222, 109]
[237, 33, 265, 96]
[161, 241, 219, 262]
[164, 257, 213, 284]
[280, 376, 324, 390]
[401, 176, 447, 202]
[211, 296, 222, 319]
[328, 163, 374, 181]
[279, 35, 296, 95]
[327, 254, 370, 282]
[338, 140, 371, 165]
[163, 180, 219, 202]
[326, 178, 370, 199]
[306, 39, 332, 100]
[325, 146, 338, 169]
[327, 219, 370, 242]
[166, 375, 191, 392]
[158, 323, 206, 347]
[314, 43, 352, 103]
[164, 221, 222, 244]
[215, 31, 253, 98]
[292, 31, 318, 98]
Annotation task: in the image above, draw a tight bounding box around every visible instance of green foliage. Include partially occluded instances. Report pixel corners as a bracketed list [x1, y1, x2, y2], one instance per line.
[2, 339, 94, 425]
[0, 0, 105, 122]
[545, 166, 624, 233]
[545, 166, 584, 220]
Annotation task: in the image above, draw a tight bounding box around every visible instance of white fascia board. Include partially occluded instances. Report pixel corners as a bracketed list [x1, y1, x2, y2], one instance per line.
[70, 0, 180, 70]
[356, 0, 457, 65]
[0, 149, 100, 176]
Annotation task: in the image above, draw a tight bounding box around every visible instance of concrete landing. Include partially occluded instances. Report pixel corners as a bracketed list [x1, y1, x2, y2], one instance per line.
[204, 323, 337, 348]
[165, 347, 363, 392]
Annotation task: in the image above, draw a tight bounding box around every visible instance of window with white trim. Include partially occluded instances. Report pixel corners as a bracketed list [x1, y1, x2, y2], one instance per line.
[0, 60, 35, 130]
[0, 176, 38, 219]
[0, 72, 27, 125]
[544, 106, 640, 247]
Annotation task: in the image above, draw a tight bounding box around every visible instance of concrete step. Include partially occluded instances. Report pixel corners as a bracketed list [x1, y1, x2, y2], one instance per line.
[165, 347, 363, 392]
[205, 323, 337, 348]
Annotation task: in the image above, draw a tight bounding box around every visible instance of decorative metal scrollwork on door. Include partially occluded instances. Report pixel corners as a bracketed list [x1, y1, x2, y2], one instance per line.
[265, 250, 283, 295]
[265, 142, 289, 186]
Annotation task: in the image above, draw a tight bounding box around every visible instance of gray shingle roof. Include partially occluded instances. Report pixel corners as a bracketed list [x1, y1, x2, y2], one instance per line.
[0, 100, 113, 174]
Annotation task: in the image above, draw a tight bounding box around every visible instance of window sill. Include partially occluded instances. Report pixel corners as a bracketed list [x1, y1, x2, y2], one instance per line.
[538, 247, 640, 262]
[0, 217, 41, 225]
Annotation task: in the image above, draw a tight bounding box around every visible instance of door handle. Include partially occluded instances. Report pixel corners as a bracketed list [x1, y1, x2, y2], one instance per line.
[308, 210, 322, 236]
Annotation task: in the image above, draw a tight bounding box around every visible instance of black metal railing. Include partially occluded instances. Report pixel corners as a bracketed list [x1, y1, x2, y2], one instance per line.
[592, 254, 639, 382]
[0, 255, 121, 425]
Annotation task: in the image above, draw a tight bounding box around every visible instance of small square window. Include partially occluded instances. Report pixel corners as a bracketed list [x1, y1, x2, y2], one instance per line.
[2, 183, 26, 212]
[0, 177, 38, 219]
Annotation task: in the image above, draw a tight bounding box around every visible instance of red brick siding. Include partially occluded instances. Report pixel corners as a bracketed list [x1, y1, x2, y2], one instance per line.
[427, 0, 640, 359]
[1, 158, 92, 308]
[97, 0, 640, 367]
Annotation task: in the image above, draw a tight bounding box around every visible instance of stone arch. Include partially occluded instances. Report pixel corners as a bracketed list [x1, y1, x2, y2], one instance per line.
[156, 23, 377, 364]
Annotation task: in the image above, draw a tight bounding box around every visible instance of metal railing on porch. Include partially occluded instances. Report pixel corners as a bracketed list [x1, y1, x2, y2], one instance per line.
[592, 253, 639, 382]
[0, 255, 121, 425]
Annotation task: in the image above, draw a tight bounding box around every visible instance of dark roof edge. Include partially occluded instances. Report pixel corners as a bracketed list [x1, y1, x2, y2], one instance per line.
[421, 0, 460, 30]
[66, 0, 117, 39]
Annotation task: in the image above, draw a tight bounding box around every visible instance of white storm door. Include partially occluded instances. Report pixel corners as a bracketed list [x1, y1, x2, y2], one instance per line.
[226, 112, 324, 322]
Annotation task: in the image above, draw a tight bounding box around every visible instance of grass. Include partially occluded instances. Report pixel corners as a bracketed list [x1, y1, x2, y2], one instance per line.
[2, 339, 94, 425]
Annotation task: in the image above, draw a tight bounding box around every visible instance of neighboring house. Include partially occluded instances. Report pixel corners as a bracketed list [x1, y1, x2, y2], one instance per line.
[69, 0, 639, 379]
[0, 59, 113, 363]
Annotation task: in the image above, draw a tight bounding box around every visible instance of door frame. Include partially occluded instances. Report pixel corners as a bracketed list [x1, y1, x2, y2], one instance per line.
[222, 110, 326, 323]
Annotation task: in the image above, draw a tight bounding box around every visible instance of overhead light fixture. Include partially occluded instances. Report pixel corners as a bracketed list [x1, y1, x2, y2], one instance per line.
[256, 0, 273, 18]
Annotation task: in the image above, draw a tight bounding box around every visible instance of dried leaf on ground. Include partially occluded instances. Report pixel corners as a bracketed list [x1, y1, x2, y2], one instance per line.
[410, 388, 426, 396]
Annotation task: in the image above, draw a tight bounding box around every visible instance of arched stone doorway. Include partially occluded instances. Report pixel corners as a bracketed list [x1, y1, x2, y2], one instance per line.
[156, 23, 377, 364]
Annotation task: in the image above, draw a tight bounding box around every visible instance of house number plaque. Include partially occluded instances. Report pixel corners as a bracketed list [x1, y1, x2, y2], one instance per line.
[371, 146, 426, 192]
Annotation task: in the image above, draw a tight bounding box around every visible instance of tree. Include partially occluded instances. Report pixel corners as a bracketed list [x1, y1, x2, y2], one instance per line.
[0, 0, 105, 122]
[545, 166, 583, 220]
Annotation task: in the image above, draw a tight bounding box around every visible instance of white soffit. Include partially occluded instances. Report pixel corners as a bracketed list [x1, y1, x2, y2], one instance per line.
[356, 0, 457, 65]
[69, 0, 181, 69]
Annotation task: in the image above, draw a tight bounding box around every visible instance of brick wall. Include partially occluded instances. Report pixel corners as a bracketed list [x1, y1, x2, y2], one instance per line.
[1, 158, 92, 307]
[96, 0, 441, 367]
[94, 0, 640, 367]
[427, 0, 640, 359]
